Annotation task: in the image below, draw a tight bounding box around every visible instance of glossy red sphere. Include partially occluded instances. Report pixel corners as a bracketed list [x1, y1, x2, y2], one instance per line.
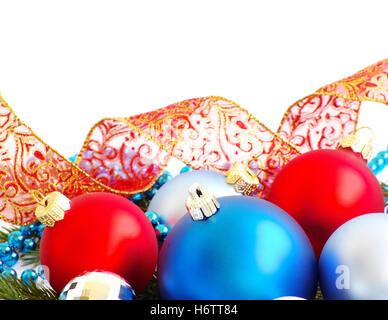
[268, 149, 385, 257]
[40, 192, 158, 294]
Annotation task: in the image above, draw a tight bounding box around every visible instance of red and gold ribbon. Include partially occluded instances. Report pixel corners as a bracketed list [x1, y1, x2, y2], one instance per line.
[1, 58, 388, 225]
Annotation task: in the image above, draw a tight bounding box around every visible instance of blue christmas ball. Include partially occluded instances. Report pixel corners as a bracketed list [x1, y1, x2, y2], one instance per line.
[319, 212, 388, 300]
[148, 169, 239, 226]
[157, 195, 318, 300]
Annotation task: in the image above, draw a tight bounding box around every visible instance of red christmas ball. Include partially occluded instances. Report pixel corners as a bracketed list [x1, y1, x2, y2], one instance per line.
[39, 192, 158, 294]
[267, 149, 385, 257]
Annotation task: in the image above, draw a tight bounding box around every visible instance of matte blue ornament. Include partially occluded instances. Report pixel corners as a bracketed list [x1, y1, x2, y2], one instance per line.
[319, 213, 388, 300]
[157, 186, 318, 300]
[8, 231, 25, 250]
[3, 250, 19, 267]
[0, 261, 4, 273]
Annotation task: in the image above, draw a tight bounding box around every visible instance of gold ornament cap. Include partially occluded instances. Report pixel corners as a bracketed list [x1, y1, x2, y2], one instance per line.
[34, 191, 71, 227]
[338, 127, 373, 161]
[226, 163, 261, 196]
[185, 183, 220, 221]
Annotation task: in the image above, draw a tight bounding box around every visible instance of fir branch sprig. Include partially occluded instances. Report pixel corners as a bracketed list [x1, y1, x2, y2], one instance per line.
[21, 247, 41, 268]
[381, 182, 388, 197]
[0, 225, 19, 243]
[0, 274, 58, 300]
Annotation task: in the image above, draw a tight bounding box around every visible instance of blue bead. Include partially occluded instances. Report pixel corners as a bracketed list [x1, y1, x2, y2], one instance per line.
[155, 224, 170, 241]
[21, 269, 38, 285]
[20, 225, 34, 237]
[180, 166, 193, 174]
[3, 250, 19, 267]
[8, 231, 25, 250]
[382, 152, 388, 164]
[131, 193, 144, 202]
[37, 223, 45, 238]
[155, 172, 172, 189]
[2, 268, 17, 278]
[368, 162, 378, 173]
[376, 157, 385, 169]
[0, 243, 12, 260]
[145, 211, 160, 226]
[145, 187, 158, 198]
[31, 221, 42, 232]
[37, 265, 46, 279]
[21, 238, 36, 253]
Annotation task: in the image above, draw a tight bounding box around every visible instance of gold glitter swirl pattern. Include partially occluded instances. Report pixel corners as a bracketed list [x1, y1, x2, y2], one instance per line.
[1, 58, 388, 225]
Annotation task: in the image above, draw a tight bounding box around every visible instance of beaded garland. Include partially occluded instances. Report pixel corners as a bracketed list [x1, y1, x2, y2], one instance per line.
[0, 221, 44, 284]
[368, 148, 388, 175]
[368, 148, 388, 211]
[0, 164, 193, 288]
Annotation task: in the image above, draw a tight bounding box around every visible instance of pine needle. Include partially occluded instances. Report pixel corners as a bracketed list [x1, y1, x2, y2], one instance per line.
[20, 248, 41, 268]
[0, 274, 58, 300]
[0, 225, 19, 243]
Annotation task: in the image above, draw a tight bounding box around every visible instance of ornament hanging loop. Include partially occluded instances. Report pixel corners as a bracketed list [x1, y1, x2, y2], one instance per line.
[31, 190, 48, 207]
[226, 162, 261, 196]
[338, 126, 374, 161]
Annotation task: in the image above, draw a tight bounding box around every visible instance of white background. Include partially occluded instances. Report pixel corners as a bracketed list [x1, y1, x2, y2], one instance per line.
[0, 0, 388, 158]
[0, 0, 388, 286]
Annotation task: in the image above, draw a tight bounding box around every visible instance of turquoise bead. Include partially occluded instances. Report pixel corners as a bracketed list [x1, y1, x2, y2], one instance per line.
[2, 268, 17, 278]
[21, 238, 36, 253]
[180, 166, 193, 174]
[37, 265, 46, 279]
[20, 225, 34, 237]
[131, 193, 144, 202]
[145, 187, 158, 198]
[155, 171, 172, 189]
[21, 269, 38, 285]
[0, 243, 12, 260]
[8, 231, 25, 250]
[3, 250, 18, 267]
[155, 224, 170, 240]
[37, 223, 45, 238]
[145, 211, 160, 226]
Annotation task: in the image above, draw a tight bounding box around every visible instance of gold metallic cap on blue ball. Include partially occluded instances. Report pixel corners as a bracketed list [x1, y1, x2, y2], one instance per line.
[185, 183, 220, 221]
